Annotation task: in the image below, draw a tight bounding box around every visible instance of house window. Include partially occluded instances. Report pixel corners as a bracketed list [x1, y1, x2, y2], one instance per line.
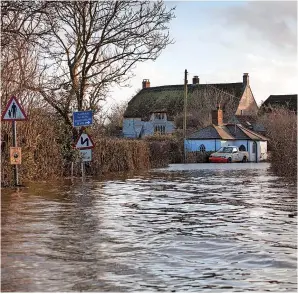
[199, 144, 206, 152]
[252, 142, 257, 154]
[239, 144, 246, 151]
[154, 125, 165, 134]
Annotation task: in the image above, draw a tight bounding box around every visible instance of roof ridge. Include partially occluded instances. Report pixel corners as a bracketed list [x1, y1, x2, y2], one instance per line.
[214, 124, 235, 140]
[140, 82, 243, 90]
[237, 124, 268, 140]
[269, 94, 297, 97]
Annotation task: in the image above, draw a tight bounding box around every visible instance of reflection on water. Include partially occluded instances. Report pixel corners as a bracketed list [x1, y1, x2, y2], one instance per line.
[1, 163, 297, 292]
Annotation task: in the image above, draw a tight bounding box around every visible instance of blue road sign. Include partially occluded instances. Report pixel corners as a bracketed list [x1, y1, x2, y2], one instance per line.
[73, 110, 93, 127]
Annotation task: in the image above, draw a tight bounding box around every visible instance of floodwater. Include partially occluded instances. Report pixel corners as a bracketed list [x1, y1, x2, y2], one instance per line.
[1, 163, 297, 292]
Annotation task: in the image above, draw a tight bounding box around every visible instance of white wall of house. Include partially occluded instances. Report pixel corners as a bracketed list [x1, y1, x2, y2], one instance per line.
[123, 118, 142, 138]
[123, 117, 175, 138]
[249, 141, 267, 162]
[143, 121, 154, 135]
[185, 139, 250, 152]
[185, 139, 221, 152]
[248, 141, 257, 162]
[259, 141, 267, 161]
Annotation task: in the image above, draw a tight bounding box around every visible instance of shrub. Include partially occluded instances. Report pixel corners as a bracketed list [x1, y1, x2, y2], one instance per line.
[1, 109, 65, 186]
[144, 133, 184, 164]
[258, 108, 297, 180]
[186, 151, 213, 163]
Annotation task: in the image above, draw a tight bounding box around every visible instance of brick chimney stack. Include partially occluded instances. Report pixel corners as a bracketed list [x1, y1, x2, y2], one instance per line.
[211, 106, 223, 126]
[243, 73, 249, 86]
[142, 79, 150, 89]
[193, 75, 199, 84]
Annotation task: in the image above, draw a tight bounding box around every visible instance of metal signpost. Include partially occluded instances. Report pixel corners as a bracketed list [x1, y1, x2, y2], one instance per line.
[1, 96, 28, 186]
[72, 110, 94, 179]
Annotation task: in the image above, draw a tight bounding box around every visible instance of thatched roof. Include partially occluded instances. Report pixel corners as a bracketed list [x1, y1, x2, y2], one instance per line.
[124, 82, 245, 120]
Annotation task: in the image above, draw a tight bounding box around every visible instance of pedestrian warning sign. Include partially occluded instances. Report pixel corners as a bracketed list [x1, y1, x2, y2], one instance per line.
[1, 96, 28, 121]
[10, 147, 22, 165]
[75, 133, 95, 150]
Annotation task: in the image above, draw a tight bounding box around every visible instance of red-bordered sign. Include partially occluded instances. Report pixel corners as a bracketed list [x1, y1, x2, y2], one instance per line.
[1, 96, 28, 121]
[75, 133, 95, 150]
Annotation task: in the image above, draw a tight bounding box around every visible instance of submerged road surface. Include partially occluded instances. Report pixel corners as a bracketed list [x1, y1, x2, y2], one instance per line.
[1, 163, 297, 292]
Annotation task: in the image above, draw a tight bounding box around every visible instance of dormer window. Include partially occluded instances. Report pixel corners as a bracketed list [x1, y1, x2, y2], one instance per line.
[154, 112, 166, 120]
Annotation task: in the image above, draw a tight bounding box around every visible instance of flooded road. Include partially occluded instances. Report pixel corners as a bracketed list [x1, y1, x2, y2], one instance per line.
[1, 163, 297, 292]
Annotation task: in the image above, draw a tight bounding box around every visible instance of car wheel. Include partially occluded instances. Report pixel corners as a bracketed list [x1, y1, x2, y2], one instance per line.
[227, 157, 232, 163]
[242, 156, 247, 163]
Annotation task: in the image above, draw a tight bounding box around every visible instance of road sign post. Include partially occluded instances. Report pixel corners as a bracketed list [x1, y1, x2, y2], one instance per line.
[12, 122, 19, 185]
[74, 130, 95, 179]
[72, 110, 94, 179]
[1, 96, 27, 186]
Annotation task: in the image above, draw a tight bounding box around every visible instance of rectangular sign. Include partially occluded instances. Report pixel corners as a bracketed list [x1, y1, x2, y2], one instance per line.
[73, 111, 93, 127]
[80, 149, 92, 162]
[10, 147, 22, 164]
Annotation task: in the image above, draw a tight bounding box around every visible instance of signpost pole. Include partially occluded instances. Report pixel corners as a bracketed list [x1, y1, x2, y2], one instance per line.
[71, 162, 74, 177]
[12, 121, 19, 186]
[81, 161, 85, 181]
[73, 110, 94, 182]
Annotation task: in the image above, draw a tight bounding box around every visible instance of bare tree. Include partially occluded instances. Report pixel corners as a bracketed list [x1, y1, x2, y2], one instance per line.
[1, 1, 51, 49]
[175, 85, 240, 130]
[105, 99, 129, 136]
[22, 0, 175, 127]
[1, 1, 58, 110]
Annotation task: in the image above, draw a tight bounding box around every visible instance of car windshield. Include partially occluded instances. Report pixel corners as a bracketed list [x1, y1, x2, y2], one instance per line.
[217, 147, 233, 153]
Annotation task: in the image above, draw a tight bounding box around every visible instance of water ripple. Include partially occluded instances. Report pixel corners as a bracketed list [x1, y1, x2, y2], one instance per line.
[1, 163, 297, 292]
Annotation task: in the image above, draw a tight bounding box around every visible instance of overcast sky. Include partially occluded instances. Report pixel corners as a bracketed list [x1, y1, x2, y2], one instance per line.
[108, 0, 297, 108]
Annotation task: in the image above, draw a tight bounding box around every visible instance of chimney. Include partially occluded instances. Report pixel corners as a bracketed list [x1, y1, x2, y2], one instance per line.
[142, 79, 150, 89]
[243, 73, 249, 86]
[211, 106, 223, 126]
[192, 75, 199, 84]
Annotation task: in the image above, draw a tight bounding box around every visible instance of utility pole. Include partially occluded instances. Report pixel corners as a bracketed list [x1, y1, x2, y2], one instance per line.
[183, 69, 188, 163]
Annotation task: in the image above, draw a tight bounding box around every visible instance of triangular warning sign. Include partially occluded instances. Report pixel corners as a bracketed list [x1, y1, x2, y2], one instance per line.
[75, 133, 95, 149]
[1, 96, 28, 121]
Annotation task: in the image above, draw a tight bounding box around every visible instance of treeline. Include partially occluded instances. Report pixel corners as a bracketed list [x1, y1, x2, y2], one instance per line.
[2, 106, 296, 186]
[1, 1, 176, 186]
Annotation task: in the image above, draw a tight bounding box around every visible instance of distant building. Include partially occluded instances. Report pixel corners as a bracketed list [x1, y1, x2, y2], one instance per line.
[185, 108, 268, 162]
[260, 94, 297, 113]
[123, 73, 259, 138]
[122, 109, 175, 138]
